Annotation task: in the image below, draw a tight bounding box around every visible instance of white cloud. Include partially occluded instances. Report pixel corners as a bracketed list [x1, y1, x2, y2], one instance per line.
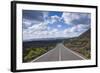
[61, 12, 80, 25]
[50, 29, 58, 35]
[50, 15, 61, 24]
[23, 12, 90, 41]
[23, 22, 48, 40]
[23, 19, 32, 28]
[62, 13, 70, 24]
[73, 24, 89, 32]
[63, 24, 89, 38]
[23, 23, 89, 41]
[43, 12, 49, 19]
[22, 18, 43, 29]
[57, 25, 62, 28]
[42, 15, 61, 25]
[23, 19, 31, 26]
[61, 12, 90, 25]
[29, 23, 47, 32]
[23, 24, 63, 41]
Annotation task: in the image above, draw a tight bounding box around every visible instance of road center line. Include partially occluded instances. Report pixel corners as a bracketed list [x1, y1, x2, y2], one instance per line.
[59, 48, 61, 61]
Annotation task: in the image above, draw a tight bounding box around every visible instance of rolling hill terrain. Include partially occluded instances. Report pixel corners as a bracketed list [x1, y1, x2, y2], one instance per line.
[64, 29, 91, 59]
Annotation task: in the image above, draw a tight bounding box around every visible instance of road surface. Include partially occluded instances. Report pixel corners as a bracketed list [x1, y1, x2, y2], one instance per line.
[32, 43, 85, 62]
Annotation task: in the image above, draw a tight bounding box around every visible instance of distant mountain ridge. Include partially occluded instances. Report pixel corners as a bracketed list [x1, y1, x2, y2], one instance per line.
[79, 29, 90, 38]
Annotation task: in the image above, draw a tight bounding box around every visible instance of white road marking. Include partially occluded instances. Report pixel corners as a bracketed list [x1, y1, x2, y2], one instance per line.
[59, 48, 61, 61]
[31, 47, 57, 62]
[31, 43, 85, 62]
[62, 45, 86, 60]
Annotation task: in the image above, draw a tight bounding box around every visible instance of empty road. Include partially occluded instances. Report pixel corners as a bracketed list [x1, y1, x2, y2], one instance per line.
[32, 43, 85, 62]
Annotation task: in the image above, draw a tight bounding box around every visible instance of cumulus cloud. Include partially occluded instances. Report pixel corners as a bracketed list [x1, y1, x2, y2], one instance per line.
[22, 10, 45, 29]
[50, 15, 61, 24]
[43, 15, 61, 25]
[23, 22, 47, 41]
[22, 10, 90, 41]
[22, 18, 43, 29]
[23, 24, 89, 41]
[23, 23, 62, 41]
[29, 23, 47, 31]
[63, 24, 90, 37]
[22, 19, 32, 29]
[62, 12, 91, 25]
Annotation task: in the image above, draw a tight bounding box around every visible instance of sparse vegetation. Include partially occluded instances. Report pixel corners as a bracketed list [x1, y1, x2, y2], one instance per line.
[23, 47, 47, 62]
[23, 29, 91, 63]
[64, 29, 91, 59]
[23, 45, 56, 62]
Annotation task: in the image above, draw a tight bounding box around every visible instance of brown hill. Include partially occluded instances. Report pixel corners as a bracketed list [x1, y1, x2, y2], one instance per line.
[64, 29, 91, 59]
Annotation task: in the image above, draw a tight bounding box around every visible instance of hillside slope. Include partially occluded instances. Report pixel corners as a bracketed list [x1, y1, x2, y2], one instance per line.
[64, 29, 91, 59]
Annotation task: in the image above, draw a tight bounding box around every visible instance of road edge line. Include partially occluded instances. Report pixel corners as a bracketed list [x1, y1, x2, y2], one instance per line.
[63, 46, 86, 60]
[31, 47, 57, 62]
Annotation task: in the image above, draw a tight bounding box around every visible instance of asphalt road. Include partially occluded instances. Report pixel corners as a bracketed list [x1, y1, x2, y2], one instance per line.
[32, 43, 85, 62]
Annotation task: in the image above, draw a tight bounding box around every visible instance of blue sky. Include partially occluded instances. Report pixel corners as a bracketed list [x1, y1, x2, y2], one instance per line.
[22, 10, 91, 41]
